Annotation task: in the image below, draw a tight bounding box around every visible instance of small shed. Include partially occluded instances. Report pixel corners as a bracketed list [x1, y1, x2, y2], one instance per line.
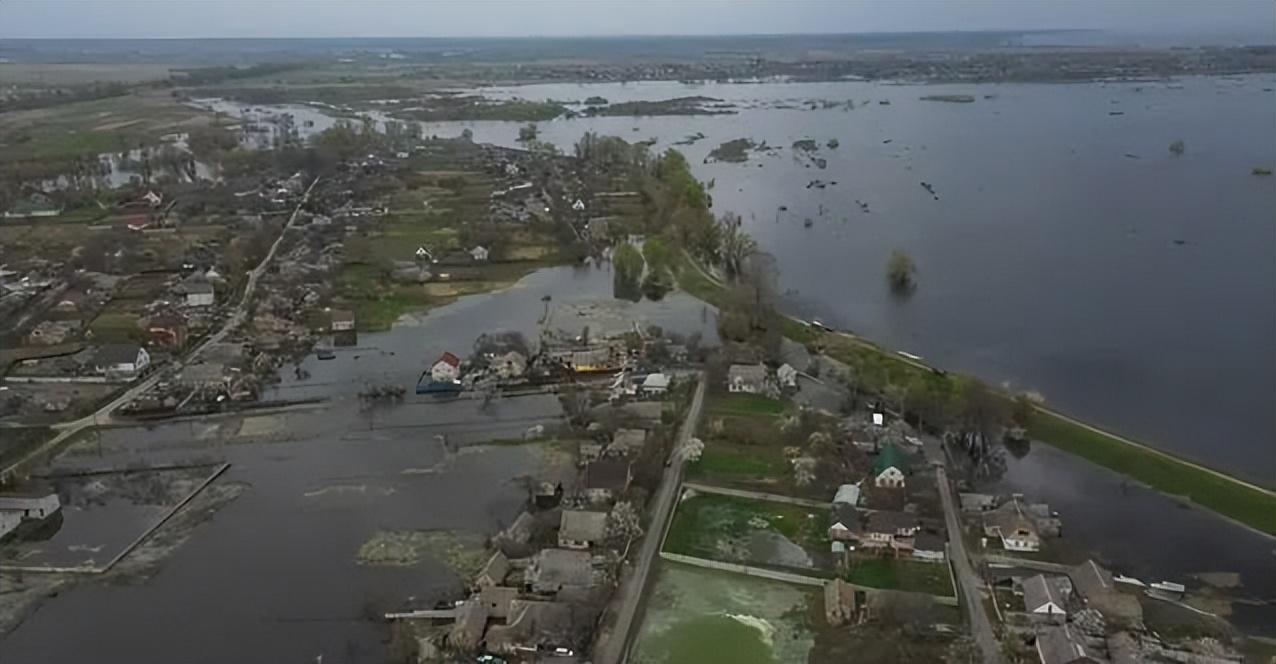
[833, 483, 861, 506]
[558, 510, 608, 550]
[641, 372, 670, 395]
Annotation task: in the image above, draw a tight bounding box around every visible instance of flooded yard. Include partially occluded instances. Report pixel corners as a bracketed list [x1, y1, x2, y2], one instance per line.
[631, 562, 818, 664]
[0, 263, 719, 662]
[0, 464, 222, 571]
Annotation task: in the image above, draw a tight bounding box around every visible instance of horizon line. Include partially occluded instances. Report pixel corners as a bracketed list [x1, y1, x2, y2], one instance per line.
[0, 28, 1105, 42]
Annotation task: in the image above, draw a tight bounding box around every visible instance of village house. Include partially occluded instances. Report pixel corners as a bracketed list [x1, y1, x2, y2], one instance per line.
[93, 343, 151, 381]
[492, 350, 527, 379]
[0, 492, 61, 539]
[146, 313, 187, 348]
[484, 599, 576, 656]
[568, 346, 622, 373]
[828, 503, 863, 543]
[53, 290, 86, 313]
[1021, 574, 1071, 622]
[493, 511, 536, 554]
[475, 550, 510, 588]
[1035, 623, 1101, 664]
[983, 497, 1042, 552]
[777, 362, 798, 389]
[558, 510, 608, 550]
[479, 585, 518, 621]
[430, 351, 462, 383]
[1069, 559, 1143, 624]
[329, 309, 355, 332]
[605, 428, 647, 458]
[959, 492, 999, 513]
[3, 193, 62, 219]
[861, 510, 919, 554]
[526, 548, 595, 595]
[533, 482, 564, 509]
[911, 531, 947, 563]
[180, 362, 227, 391]
[872, 441, 909, 489]
[583, 459, 631, 503]
[641, 372, 670, 396]
[469, 245, 490, 262]
[181, 279, 215, 307]
[726, 363, 767, 394]
[447, 599, 488, 652]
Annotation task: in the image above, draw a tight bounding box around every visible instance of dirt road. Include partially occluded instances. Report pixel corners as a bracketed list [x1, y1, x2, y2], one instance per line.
[594, 375, 705, 664]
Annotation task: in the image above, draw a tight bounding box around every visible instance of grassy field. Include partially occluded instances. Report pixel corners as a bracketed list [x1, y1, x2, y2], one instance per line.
[664, 492, 829, 563]
[1027, 410, 1276, 535]
[845, 556, 955, 596]
[673, 251, 1276, 536]
[0, 63, 176, 85]
[0, 90, 211, 162]
[692, 445, 788, 478]
[708, 392, 786, 418]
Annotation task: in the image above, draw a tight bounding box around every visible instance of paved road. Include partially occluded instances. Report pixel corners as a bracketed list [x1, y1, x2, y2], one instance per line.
[594, 375, 706, 664]
[1, 178, 319, 484]
[937, 465, 1003, 663]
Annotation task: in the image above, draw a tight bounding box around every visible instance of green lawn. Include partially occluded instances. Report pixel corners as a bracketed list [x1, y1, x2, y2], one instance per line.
[664, 493, 829, 561]
[845, 556, 955, 597]
[692, 446, 786, 478]
[709, 392, 786, 418]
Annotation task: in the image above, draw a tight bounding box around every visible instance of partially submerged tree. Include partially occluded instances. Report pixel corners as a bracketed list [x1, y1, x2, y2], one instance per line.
[1169, 139, 1185, 156]
[886, 250, 917, 293]
[718, 212, 757, 280]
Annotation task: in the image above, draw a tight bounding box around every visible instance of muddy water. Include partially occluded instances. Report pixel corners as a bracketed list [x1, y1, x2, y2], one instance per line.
[0, 264, 713, 663]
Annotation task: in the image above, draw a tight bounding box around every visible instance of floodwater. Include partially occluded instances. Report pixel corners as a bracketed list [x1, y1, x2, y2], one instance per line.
[631, 562, 817, 664]
[989, 441, 1276, 637]
[0, 263, 715, 662]
[393, 76, 1276, 483]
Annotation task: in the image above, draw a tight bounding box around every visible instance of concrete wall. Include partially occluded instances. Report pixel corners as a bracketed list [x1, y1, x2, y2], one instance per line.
[659, 552, 960, 607]
[4, 375, 111, 384]
[659, 551, 827, 587]
[681, 482, 830, 509]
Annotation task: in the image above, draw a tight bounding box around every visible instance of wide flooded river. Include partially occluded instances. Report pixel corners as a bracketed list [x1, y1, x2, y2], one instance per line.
[393, 76, 1275, 483]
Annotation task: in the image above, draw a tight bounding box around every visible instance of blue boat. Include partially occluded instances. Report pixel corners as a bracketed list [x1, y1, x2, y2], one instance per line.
[415, 372, 462, 395]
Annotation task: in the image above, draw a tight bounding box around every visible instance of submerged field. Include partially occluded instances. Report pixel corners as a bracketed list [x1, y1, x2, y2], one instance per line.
[630, 563, 818, 664]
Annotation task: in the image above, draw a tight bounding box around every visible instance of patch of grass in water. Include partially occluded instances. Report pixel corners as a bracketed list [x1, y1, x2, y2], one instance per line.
[356, 529, 488, 577]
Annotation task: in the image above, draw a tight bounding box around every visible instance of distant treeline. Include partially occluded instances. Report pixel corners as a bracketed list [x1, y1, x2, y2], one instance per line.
[0, 82, 129, 113]
[170, 62, 302, 86]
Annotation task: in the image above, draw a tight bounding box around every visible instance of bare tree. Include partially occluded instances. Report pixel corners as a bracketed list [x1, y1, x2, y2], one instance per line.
[607, 501, 643, 557]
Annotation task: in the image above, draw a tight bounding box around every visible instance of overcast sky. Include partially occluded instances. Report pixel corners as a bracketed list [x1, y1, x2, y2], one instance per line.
[0, 0, 1272, 39]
